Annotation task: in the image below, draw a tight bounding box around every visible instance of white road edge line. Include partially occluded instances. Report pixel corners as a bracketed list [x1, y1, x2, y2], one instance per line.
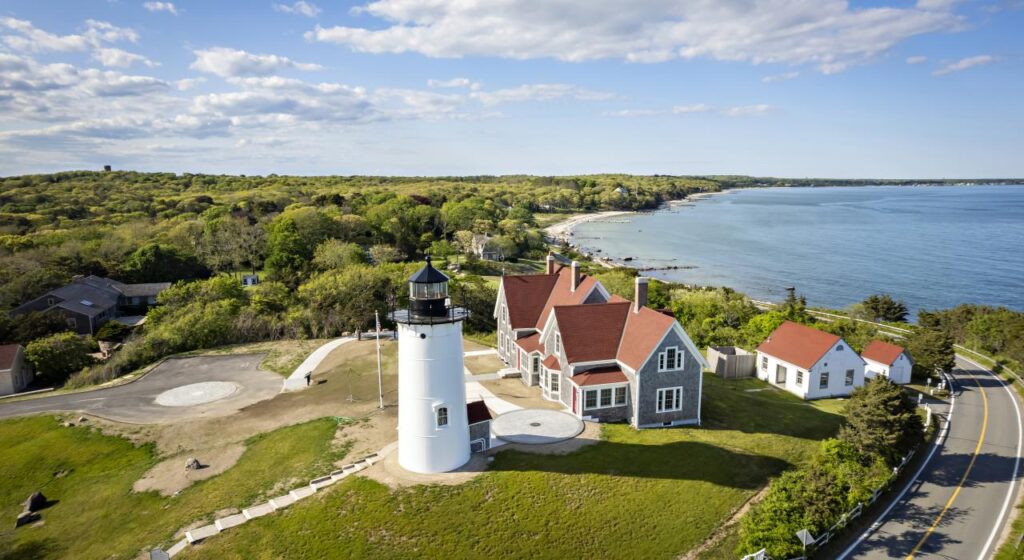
[962, 355, 1024, 560]
[836, 370, 958, 560]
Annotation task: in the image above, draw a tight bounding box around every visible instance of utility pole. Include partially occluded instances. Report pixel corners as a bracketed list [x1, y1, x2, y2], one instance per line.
[375, 310, 384, 409]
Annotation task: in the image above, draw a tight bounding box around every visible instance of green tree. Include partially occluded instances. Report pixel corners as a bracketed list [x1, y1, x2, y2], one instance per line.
[248, 281, 293, 314]
[312, 239, 366, 270]
[904, 328, 955, 378]
[297, 266, 395, 337]
[740, 311, 788, 348]
[26, 332, 96, 385]
[368, 244, 403, 264]
[121, 243, 208, 283]
[264, 217, 308, 286]
[861, 294, 909, 323]
[839, 377, 924, 467]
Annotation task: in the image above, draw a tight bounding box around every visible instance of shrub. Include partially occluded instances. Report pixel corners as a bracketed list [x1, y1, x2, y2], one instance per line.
[25, 332, 96, 385]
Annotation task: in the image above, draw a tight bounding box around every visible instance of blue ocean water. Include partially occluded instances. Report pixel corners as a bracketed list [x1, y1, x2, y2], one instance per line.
[572, 186, 1024, 316]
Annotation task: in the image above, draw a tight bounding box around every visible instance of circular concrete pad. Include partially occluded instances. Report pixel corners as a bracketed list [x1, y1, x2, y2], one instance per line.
[155, 382, 238, 407]
[491, 409, 584, 444]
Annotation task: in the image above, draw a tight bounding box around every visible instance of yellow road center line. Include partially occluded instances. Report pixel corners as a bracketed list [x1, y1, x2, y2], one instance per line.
[906, 373, 989, 559]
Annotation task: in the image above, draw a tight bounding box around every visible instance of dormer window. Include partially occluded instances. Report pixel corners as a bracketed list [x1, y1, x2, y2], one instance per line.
[554, 333, 561, 356]
[658, 346, 683, 371]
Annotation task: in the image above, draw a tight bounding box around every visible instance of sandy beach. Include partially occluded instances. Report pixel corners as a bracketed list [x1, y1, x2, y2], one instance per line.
[543, 210, 635, 244]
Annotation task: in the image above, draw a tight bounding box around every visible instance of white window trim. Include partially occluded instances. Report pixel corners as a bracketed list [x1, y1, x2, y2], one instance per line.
[657, 346, 684, 372]
[656, 386, 683, 413]
[554, 332, 562, 356]
[819, 371, 830, 390]
[432, 403, 449, 430]
[845, 369, 855, 386]
[582, 384, 629, 411]
[796, 370, 804, 386]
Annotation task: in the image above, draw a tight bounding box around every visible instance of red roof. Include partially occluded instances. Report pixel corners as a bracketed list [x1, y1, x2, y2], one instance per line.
[552, 302, 631, 364]
[533, 266, 599, 329]
[542, 355, 561, 370]
[501, 273, 558, 329]
[513, 332, 543, 354]
[617, 306, 676, 370]
[862, 340, 907, 366]
[0, 344, 21, 371]
[571, 366, 628, 386]
[466, 400, 492, 424]
[757, 321, 841, 370]
[500, 264, 597, 330]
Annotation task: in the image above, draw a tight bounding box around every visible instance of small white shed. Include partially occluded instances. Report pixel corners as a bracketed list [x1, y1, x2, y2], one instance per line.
[861, 340, 913, 385]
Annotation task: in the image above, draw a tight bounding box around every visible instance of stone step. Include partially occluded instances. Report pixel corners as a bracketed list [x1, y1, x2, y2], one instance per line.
[185, 524, 219, 544]
[214, 513, 247, 531]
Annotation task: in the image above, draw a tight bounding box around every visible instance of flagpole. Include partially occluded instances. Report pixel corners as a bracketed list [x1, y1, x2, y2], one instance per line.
[375, 310, 384, 409]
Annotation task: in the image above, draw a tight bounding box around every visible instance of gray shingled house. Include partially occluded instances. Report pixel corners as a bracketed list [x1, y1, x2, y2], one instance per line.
[10, 276, 171, 335]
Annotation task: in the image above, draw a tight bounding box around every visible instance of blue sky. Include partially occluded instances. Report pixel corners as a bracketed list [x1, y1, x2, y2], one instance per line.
[1, 0, 1021, 177]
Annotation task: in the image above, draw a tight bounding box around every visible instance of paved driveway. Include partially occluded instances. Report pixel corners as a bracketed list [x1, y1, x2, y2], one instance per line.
[0, 354, 282, 424]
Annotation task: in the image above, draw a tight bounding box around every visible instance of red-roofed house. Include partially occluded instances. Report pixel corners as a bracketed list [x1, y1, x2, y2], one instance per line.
[756, 321, 866, 399]
[494, 255, 708, 427]
[862, 340, 913, 384]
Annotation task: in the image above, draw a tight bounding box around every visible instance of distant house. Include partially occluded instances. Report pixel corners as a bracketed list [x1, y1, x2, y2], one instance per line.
[0, 344, 32, 396]
[469, 234, 503, 261]
[494, 254, 708, 427]
[862, 340, 913, 385]
[10, 276, 171, 335]
[241, 274, 260, 287]
[614, 186, 630, 195]
[756, 321, 866, 400]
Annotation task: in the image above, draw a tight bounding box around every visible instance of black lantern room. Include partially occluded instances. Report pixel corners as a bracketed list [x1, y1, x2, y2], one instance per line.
[392, 257, 468, 325]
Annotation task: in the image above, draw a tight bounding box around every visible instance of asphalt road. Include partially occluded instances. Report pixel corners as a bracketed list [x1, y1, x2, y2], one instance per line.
[843, 356, 1023, 559]
[0, 354, 282, 424]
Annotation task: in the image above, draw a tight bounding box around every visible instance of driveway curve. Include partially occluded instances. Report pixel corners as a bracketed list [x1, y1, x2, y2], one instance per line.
[0, 354, 282, 424]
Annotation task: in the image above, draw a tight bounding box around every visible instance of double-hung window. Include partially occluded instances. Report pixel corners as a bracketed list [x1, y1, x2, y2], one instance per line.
[436, 407, 449, 427]
[554, 333, 562, 356]
[796, 370, 804, 386]
[761, 356, 768, 371]
[614, 386, 627, 406]
[583, 386, 628, 410]
[819, 372, 830, 390]
[550, 371, 560, 393]
[658, 346, 683, 371]
[656, 387, 683, 413]
[845, 369, 855, 386]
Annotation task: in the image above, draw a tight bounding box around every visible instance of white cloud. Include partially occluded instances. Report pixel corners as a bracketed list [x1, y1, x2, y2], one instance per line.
[469, 84, 614, 106]
[143, 2, 178, 15]
[934, 55, 996, 75]
[93, 47, 159, 68]
[190, 47, 323, 77]
[672, 104, 713, 114]
[1, 18, 137, 53]
[762, 71, 799, 83]
[603, 109, 662, 117]
[722, 104, 774, 117]
[427, 77, 481, 90]
[307, 0, 964, 73]
[906, 55, 928, 64]
[273, 1, 321, 17]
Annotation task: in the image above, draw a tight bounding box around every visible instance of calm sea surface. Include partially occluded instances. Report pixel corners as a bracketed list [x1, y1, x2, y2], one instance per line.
[572, 186, 1024, 316]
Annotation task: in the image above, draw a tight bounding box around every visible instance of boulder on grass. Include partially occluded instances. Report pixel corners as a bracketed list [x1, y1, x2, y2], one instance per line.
[15, 511, 38, 528]
[24, 492, 47, 513]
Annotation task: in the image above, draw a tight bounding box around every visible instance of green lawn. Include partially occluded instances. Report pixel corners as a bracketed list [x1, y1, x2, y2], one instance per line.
[181, 375, 843, 560]
[0, 417, 347, 560]
[0, 375, 844, 560]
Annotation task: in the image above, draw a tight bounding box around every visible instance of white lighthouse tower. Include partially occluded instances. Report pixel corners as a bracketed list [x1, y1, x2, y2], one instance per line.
[391, 257, 471, 474]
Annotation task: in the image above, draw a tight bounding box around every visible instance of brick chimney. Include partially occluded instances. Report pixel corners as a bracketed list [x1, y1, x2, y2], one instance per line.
[546, 253, 556, 275]
[634, 277, 648, 312]
[571, 261, 580, 292]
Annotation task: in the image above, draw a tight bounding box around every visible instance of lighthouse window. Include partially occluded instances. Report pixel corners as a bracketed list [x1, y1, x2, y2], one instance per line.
[411, 281, 447, 299]
[436, 407, 449, 427]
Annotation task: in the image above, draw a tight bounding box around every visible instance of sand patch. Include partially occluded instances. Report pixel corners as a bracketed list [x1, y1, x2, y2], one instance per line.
[133, 444, 245, 496]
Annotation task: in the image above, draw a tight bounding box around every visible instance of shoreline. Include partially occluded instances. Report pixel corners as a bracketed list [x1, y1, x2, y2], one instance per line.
[544, 190, 731, 269]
